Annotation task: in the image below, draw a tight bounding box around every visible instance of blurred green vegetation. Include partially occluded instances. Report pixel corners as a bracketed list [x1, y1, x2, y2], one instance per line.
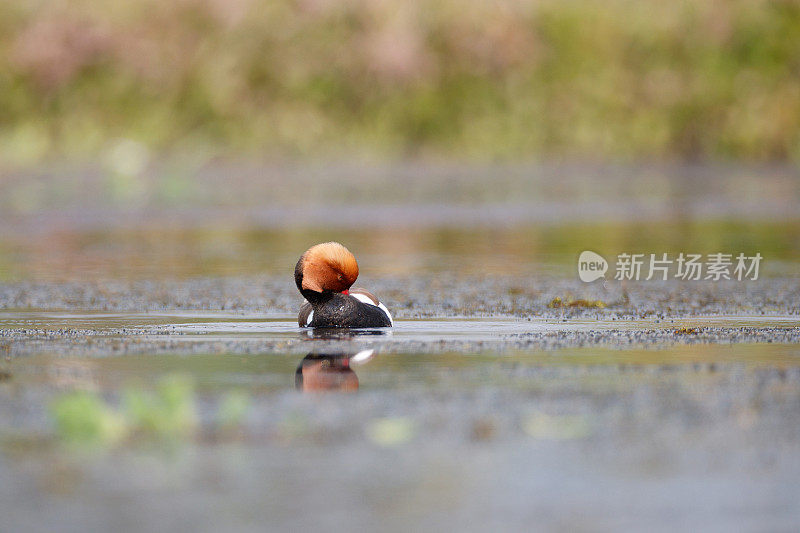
[1, 0, 799, 165]
[51, 390, 127, 446]
[122, 376, 198, 440]
[51, 376, 250, 448]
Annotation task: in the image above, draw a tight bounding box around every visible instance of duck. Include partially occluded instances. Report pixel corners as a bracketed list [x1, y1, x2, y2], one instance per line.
[295, 242, 393, 328]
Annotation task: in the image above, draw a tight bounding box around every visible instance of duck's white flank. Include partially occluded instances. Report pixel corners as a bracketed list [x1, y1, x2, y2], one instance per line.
[350, 293, 393, 325]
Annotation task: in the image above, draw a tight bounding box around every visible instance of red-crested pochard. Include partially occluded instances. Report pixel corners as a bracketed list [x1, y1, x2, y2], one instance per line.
[294, 242, 392, 328]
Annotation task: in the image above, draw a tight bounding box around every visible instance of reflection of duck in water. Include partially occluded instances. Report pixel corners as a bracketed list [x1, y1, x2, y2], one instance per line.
[295, 242, 392, 328]
[295, 349, 375, 392]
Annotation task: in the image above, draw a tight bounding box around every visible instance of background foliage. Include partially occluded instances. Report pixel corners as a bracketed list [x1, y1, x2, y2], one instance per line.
[1, 0, 799, 165]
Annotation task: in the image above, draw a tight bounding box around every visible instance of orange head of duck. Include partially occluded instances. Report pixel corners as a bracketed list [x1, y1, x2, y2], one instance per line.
[294, 241, 359, 297]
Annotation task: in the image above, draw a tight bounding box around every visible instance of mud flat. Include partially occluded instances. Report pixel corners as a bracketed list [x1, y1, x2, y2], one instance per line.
[1, 275, 798, 356]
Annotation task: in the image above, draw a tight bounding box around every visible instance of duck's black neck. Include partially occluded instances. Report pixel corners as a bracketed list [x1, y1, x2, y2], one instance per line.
[300, 288, 335, 305]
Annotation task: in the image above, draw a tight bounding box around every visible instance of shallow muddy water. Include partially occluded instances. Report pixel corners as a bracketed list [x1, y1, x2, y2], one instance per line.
[3, 309, 800, 334]
[3, 310, 800, 357]
[2, 317, 800, 531]
[6, 335, 800, 394]
[2, 310, 799, 402]
[1, 165, 799, 530]
[2, 319, 800, 531]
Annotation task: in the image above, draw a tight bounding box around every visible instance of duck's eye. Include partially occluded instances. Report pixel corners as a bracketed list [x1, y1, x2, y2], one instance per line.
[337, 273, 343, 281]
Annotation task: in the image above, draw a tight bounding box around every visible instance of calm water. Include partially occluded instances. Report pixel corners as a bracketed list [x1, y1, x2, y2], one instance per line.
[3, 311, 800, 392]
[2, 311, 799, 531]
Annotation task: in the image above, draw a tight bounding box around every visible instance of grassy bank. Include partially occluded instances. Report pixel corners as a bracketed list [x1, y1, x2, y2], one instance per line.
[1, 0, 799, 165]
